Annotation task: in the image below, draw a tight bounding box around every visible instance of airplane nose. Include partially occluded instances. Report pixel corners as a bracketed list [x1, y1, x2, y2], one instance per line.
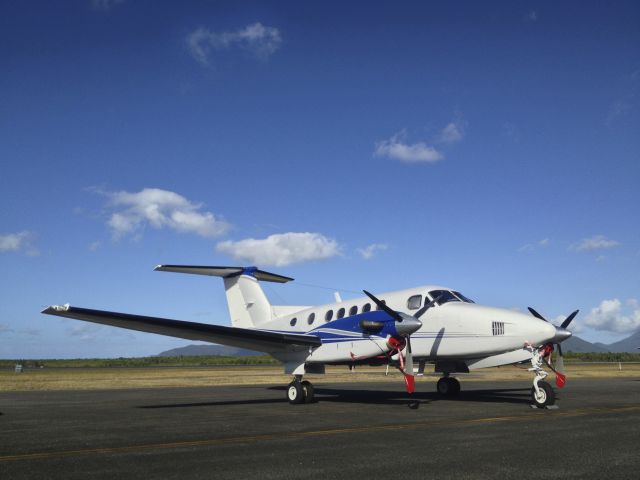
[552, 326, 572, 343]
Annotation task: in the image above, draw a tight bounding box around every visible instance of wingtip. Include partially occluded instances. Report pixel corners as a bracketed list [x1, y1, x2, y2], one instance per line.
[42, 304, 70, 314]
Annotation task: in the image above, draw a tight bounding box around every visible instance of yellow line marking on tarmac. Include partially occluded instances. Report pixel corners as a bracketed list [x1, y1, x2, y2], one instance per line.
[1, 405, 638, 463]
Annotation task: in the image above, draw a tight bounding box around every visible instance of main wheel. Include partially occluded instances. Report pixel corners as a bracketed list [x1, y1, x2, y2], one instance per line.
[531, 380, 555, 407]
[287, 381, 304, 404]
[447, 377, 461, 397]
[437, 377, 460, 396]
[301, 380, 315, 404]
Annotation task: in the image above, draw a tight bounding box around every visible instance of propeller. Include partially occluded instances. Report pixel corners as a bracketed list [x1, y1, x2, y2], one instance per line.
[363, 290, 438, 394]
[527, 307, 579, 388]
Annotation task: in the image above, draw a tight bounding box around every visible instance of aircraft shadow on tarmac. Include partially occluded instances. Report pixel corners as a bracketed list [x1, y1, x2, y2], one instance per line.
[136, 386, 535, 409]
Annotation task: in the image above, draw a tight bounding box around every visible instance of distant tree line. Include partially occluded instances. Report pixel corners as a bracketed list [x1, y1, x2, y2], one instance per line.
[2, 352, 639, 369]
[0, 355, 280, 369]
[563, 352, 640, 362]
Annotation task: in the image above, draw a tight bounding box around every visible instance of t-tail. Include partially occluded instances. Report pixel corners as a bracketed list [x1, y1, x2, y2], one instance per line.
[154, 265, 293, 329]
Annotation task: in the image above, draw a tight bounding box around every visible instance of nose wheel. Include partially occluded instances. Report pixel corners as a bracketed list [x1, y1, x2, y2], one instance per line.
[436, 376, 461, 397]
[531, 380, 555, 407]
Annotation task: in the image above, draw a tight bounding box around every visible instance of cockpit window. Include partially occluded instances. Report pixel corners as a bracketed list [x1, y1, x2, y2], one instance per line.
[407, 295, 422, 310]
[453, 291, 474, 303]
[428, 290, 461, 305]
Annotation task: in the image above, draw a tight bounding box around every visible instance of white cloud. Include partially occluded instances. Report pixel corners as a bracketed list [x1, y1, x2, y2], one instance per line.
[437, 122, 464, 144]
[527, 10, 538, 22]
[374, 131, 443, 163]
[101, 188, 230, 240]
[88, 241, 102, 252]
[0, 324, 13, 333]
[357, 243, 388, 260]
[0, 231, 39, 256]
[0, 231, 30, 252]
[187, 22, 282, 66]
[518, 238, 550, 252]
[571, 235, 619, 252]
[585, 299, 640, 334]
[217, 232, 340, 267]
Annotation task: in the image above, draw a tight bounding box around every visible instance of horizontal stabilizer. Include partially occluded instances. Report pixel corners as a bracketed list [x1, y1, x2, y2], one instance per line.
[154, 265, 293, 283]
[42, 305, 319, 353]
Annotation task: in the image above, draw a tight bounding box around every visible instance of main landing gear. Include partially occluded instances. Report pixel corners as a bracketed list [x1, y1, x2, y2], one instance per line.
[436, 375, 461, 397]
[287, 376, 315, 404]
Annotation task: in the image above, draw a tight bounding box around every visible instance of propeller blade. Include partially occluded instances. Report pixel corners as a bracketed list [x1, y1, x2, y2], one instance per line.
[404, 336, 414, 375]
[414, 295, 443, 319]
[528, 307, 547, 322]
[363, 290, 402, 322]
[561, 310, 579, 329]
[554, 345, 566, 387]
[403, 372, 416, 394]
[555, 354, 565, 375]
[391, 337, 415, 394]
[397, 345, 405, 371]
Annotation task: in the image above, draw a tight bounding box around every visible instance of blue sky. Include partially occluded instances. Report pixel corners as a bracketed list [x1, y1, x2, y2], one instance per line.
[1, 0, 639, 358]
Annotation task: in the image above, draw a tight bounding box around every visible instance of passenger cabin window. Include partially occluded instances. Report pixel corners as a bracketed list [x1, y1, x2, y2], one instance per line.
[337, 308, 345, 319]
[362, 303, 371, 312]
[349, 305, 358, 316]
[407, 295, 422, 310]
[290, 317, 297, 327]
[307, 313, 315, 325]
[428, 290, 461, 306]
[325, 310, 333, 322]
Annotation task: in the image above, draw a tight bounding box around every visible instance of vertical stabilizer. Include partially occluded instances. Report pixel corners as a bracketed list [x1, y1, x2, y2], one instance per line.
[154, 265, 293, 329]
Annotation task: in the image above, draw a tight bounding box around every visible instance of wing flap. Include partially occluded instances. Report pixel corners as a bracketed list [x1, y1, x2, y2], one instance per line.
[42, 306, 320, 353]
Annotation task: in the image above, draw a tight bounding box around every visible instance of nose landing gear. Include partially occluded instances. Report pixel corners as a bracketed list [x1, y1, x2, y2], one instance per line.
[525, 343, 556, 407]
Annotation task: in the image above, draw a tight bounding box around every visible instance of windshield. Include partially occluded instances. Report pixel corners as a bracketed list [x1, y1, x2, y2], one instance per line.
[453, 291, 475, 303]
[428, 290, 460, 305]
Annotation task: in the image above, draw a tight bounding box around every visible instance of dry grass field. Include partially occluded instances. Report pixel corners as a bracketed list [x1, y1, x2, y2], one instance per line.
[1, 363, 639, 392]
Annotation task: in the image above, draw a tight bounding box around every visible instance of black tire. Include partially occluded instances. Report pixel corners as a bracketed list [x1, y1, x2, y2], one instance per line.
[287, 381, 304, 404]
[447, 377, 461, 397]
[531, 380, 555, 407]
[437, 377, 450, 396]
[437, 377, 460, 397]
[301, 380, 315, 404]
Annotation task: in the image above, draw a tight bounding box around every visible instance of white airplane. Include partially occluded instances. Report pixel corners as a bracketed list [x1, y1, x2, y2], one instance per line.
[42, 265, 577, 407]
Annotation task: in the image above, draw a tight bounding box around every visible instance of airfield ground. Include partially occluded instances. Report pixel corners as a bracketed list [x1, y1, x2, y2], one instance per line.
[0, 366, 638, 479]
[1, 362, 639, 391]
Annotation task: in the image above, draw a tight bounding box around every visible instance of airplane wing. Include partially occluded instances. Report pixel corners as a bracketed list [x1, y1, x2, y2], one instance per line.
[42, 305, 321, 353]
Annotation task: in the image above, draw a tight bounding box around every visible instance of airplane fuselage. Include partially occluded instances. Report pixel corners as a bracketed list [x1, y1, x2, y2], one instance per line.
[263, 285, 557, 365]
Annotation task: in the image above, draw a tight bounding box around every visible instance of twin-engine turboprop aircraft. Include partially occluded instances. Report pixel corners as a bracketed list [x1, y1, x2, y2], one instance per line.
[42, 265, 577, 407]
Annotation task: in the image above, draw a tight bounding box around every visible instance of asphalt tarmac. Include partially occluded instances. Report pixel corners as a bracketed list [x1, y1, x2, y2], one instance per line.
[1, 377, 638, 479]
